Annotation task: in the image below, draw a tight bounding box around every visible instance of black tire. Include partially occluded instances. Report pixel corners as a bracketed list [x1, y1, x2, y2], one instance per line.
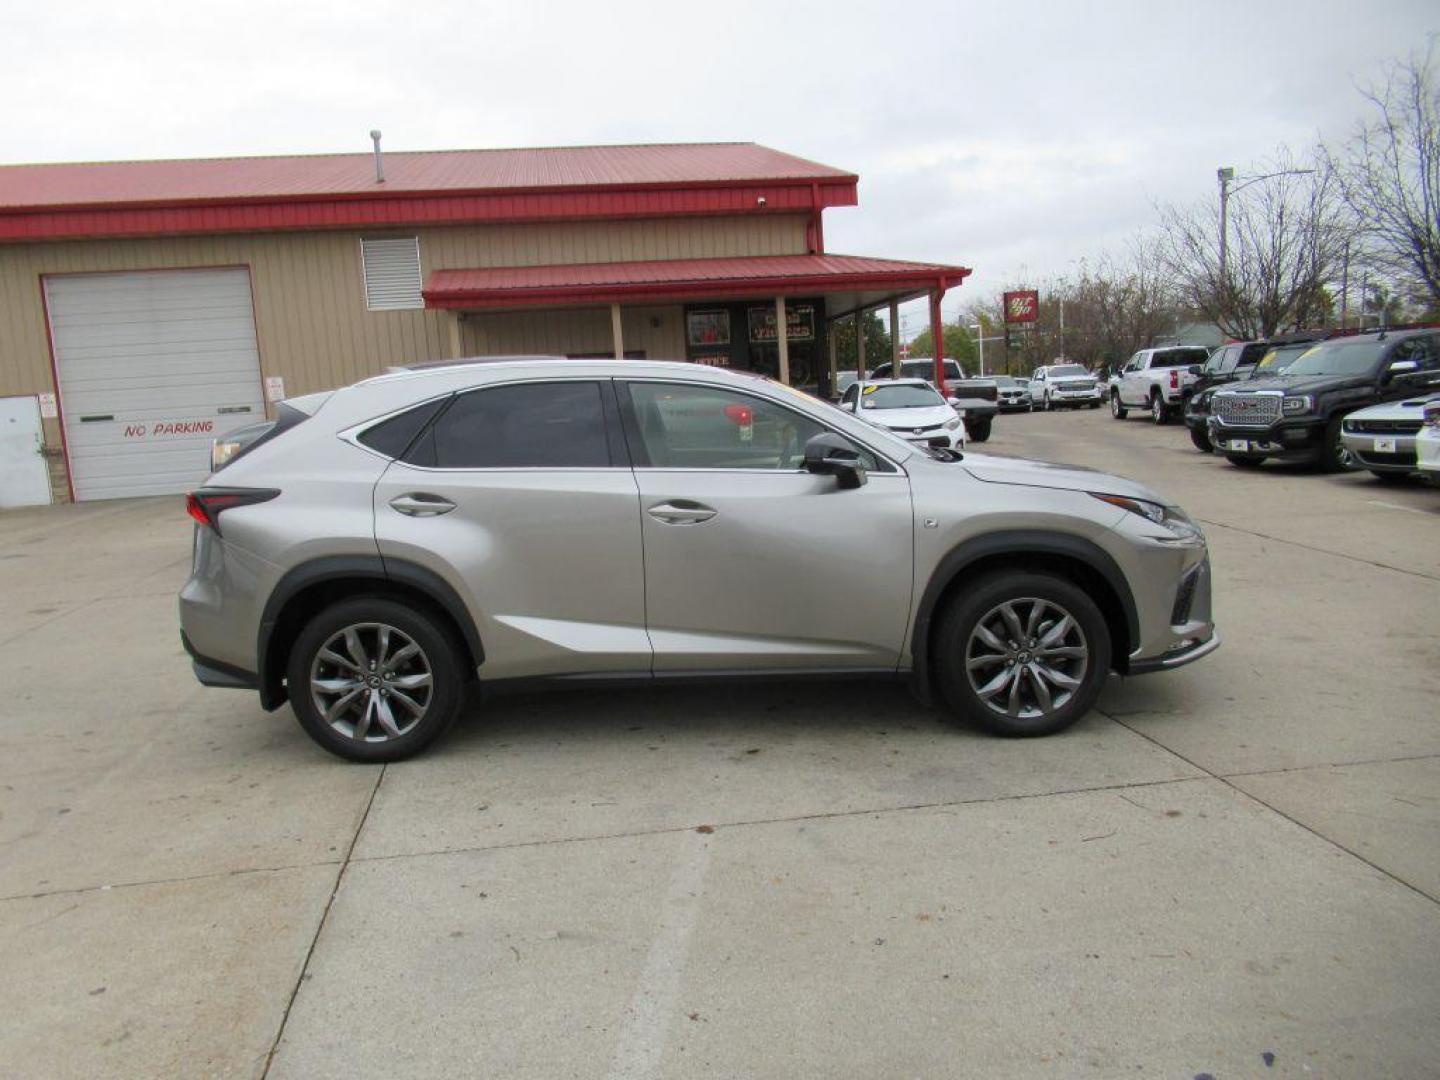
[969, 419, 992, 442]
[1189, 425, 1213, 453]
[287, 596, 467, 762]
[1225, 455, 1263, 469]
[1150, 392, 1168, 425]
[1317, 414, 1357, 473]
[933, 571, 1111, 738]
[1110, 391, 1128, 420]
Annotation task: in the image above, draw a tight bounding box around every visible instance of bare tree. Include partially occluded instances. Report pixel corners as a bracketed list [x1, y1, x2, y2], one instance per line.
[1156, 149, 1351, 339]
[1328, 45, 1440, 306]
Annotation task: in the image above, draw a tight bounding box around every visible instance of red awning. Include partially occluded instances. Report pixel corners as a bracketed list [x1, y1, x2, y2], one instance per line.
[422, 253, 971, 310]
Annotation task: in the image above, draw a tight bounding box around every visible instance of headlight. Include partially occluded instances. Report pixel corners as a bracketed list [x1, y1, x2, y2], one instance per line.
[1282, 395, 1312, 415]
[1424, 402, 1440, 429]
[1091, 493, 1204, 543]
[944, 417, 961, 431]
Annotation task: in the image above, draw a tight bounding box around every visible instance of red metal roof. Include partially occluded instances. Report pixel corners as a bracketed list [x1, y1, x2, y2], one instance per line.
[423, 253, 971, 309]
[0, 143, 852, 209]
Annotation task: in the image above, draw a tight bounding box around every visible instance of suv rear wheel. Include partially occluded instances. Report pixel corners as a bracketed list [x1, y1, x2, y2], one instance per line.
[287, 597, 466, 762]
[933, 571, 1111, 737]
[1150, 392, 1168, 424]
[1110, 391, 1127, 419]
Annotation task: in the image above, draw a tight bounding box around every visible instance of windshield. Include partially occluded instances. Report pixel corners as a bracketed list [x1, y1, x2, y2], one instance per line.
[1048, 365, 1089, 377]
[860, 384, 944, 409]
[1282, 339, 1388, 377]
[900, 360, 962, 380]
[1251, 344, 1313, 375]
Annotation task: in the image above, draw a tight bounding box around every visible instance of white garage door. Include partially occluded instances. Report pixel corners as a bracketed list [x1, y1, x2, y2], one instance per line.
[45, 268, 266, 501]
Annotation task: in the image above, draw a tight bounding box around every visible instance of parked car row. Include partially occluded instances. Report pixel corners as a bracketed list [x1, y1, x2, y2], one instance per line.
[1113, 326, 1440, 482]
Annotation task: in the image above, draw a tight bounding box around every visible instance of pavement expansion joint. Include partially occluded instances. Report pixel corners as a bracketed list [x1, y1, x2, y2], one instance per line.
[1100, 709, 1440, 909]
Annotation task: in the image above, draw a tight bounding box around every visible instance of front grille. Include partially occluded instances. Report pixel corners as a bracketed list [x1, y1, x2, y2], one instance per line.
[1344, 418, 1423, 435]
[1214, 393, 1281, 426]
[1355, 449, 1417, 466]
[1055, 380, 1096, 392]
[1171, 565, 1201, 626]
[889, 421, 944, 434]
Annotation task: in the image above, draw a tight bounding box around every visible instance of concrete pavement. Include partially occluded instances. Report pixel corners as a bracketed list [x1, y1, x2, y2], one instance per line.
[1, 409, 1436, 1078]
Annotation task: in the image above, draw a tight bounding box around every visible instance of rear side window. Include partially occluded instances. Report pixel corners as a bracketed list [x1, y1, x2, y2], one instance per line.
[425, 381, 612, 469]
[358, 398, 448, 459]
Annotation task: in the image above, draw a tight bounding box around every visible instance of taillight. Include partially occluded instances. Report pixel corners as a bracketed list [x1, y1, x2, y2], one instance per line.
[1424, 403, 1440, 429]
[1169, 369, 1180, 389]
[185, 487, 280, 535]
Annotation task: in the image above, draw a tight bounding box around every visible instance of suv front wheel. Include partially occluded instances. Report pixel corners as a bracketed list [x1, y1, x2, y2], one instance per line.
[933, 571, 1111, 737]
[287, 597, 467, 762]
[1110, 391, 1127, 419]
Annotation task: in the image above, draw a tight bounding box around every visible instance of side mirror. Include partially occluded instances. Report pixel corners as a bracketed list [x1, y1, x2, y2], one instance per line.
[1188, 365, 1203, 375]
[946, 397, 962, 408]
[803, 432, 868, 489]
[1387, 359, 1420, 380]
[839, 400, 855, 411]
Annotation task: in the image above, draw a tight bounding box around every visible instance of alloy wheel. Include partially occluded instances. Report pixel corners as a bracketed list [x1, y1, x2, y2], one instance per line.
[965, 598, 1089, 720]
[309, 622, 433, 742]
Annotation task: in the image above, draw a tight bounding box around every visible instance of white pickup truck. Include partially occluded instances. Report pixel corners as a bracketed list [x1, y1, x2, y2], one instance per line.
[1108, 346, 1212, 424]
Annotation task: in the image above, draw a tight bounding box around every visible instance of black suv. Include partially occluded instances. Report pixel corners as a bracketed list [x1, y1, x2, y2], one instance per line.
[1185, 336, 1322, 452]
[1208, 329, 1440, 471]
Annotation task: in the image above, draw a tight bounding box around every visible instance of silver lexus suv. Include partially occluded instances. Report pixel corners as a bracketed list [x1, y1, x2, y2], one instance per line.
[179, 358, 1218, 762]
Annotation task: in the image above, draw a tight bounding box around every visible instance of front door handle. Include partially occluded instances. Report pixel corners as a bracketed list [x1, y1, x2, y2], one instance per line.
[646, 500, 717, 526]
[389, 493, 456, 517]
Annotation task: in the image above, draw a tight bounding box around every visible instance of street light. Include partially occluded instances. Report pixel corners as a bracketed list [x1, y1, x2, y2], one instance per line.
[1217, 165, 1315, 275]
[969, 323, 984, 376]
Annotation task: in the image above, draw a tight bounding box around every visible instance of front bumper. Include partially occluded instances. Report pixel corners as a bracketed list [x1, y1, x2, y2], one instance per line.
[1050, 388, 1102, 405]
[1341, 431, 1418, 473]
[888, 426, 964, 450]
[997, 394, 1031, 411]
[1207, 416, 1324, 460]
[1128, 631, 1222, 674]
[1418, 431, 1440, 474]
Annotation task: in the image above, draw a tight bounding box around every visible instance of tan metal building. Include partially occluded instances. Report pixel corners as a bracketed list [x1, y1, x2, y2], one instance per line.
[0, 142, 969, 503]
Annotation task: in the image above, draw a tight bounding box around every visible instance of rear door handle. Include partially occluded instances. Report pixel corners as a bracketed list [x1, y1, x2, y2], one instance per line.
[389, 493, 456, 517]
[646, 500, 717, 526]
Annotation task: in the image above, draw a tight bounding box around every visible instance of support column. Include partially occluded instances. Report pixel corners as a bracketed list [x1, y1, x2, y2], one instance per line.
[610, 303, 625, 360]
[775, 296, 790, 385]
[827, 320, 839, 392]
[855, 311, 866, 378]
[445, 311, 464, 359]
[889, 301, 901, 374]
[930, 289, 947, 395]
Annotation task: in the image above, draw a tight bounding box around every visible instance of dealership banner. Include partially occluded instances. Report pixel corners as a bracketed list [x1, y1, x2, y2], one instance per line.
[1003, 290, 1039, 324]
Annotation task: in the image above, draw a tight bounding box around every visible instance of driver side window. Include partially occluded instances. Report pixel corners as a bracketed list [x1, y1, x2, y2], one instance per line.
[624, 382, 834, 471]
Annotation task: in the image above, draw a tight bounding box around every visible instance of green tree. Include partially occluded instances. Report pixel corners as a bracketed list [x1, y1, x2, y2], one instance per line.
[831, 311, 891, 373]
[904, 323, 977, 372]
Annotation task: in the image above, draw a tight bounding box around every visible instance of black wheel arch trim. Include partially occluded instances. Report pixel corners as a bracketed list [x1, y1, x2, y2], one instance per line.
[909, 531, 1141, 700]
[256, 554, 484, 711]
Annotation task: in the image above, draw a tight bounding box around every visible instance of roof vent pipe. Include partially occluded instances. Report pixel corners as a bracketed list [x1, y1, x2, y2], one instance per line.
[369, 129, 385, 183]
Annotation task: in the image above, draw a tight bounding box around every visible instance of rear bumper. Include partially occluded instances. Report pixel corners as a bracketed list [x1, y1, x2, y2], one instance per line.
[181, 631, 258, 690]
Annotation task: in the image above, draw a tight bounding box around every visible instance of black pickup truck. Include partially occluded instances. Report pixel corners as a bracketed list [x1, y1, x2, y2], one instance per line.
[1185, 337, 1321, 451]
[1208, 328, 1440, 470]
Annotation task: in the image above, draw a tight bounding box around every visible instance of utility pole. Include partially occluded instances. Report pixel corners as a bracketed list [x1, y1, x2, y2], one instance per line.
[1058, 299, 1066, 361]
[1340, 240, 1349, 329]
[1217, 166, 1234, 286]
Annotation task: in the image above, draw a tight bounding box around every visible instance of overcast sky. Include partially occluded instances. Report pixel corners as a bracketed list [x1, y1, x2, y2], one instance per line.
[3, 0, 1435, 337]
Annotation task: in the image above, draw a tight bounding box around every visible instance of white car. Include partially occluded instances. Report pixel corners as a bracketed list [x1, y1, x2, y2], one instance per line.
[838, 378, 966, 450]
[1339, 392, 1440, 482]
[1417, 399, 1440, 486]
[1030, 364, 1104, 410]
